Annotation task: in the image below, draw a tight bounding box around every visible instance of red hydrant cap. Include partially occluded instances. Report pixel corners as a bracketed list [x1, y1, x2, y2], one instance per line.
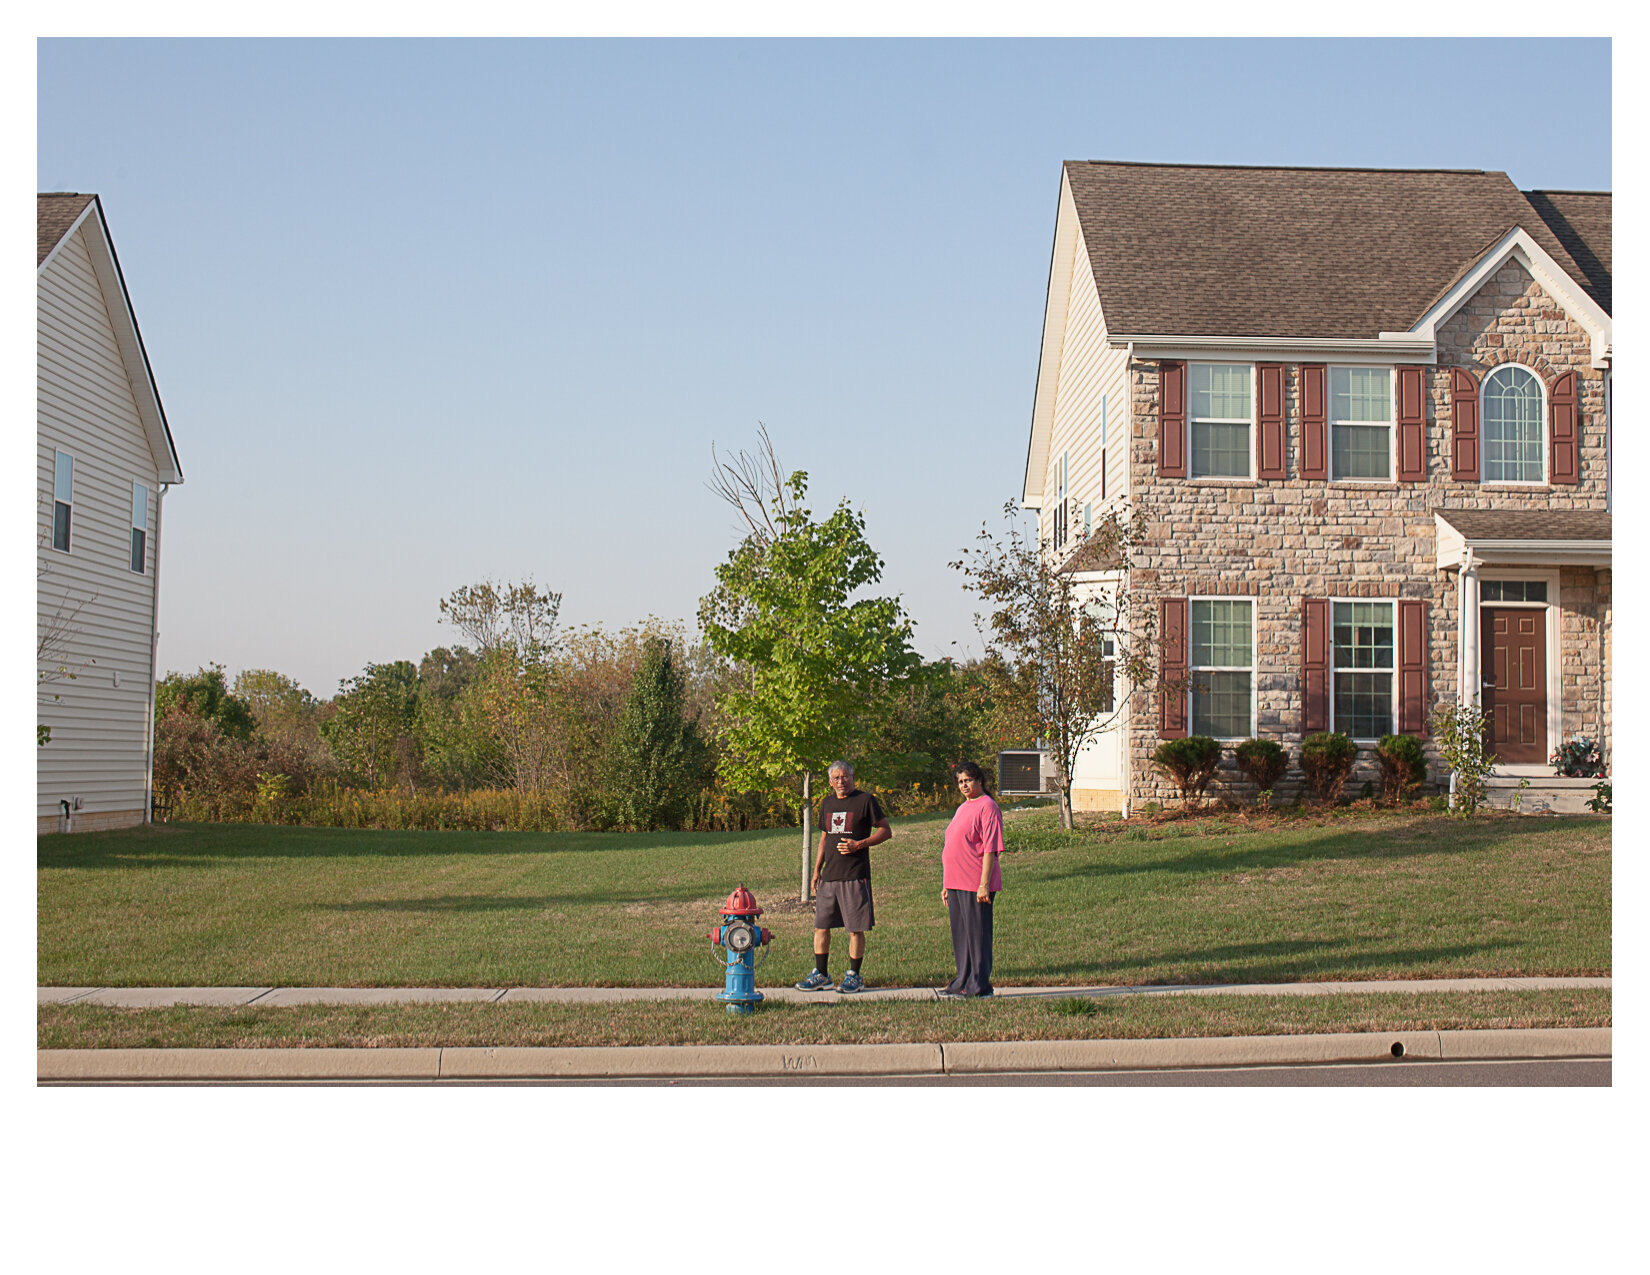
[719, 884, 763, 916]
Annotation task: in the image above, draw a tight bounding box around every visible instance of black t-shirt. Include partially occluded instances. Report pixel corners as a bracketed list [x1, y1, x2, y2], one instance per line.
[817, 788, 886, 883]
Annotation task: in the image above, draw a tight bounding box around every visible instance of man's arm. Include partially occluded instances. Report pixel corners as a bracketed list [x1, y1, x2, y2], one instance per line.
[812, 830, 829, 886]
[843, 819, 893, 853]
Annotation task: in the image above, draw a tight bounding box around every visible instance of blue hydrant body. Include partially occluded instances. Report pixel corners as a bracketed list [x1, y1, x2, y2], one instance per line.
[709, 884, 772, 1017]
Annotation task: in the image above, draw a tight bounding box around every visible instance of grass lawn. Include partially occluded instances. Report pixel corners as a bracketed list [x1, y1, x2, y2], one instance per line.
[37, 989, 1611, 1050]
[38, 807, 1610, 989]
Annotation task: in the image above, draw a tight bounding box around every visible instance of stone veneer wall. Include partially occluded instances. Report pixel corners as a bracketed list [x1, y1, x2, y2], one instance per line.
[1124, 258, 1610, 805]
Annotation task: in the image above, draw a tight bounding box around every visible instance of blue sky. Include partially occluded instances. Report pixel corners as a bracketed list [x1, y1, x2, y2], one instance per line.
[38, 37, 1612, 696]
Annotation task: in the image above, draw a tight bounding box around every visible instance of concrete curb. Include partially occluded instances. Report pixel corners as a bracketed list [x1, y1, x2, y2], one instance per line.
[37, 1027, 1610, 1082]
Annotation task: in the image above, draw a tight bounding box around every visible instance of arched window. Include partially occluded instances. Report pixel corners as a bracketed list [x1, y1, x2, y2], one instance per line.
[1481, 365, 1545, 483]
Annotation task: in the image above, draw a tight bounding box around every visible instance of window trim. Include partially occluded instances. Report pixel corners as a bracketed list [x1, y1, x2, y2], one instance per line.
[1187, 594, 1257, 741]
[1187, 363, 1256, 481]
[1328, 596, 1398, 744]
[1327, 365, 1397, 484]
[1479, 363, 1549, 487]
[51, 450, 75, 554]
[1052, 451, 1070, 551]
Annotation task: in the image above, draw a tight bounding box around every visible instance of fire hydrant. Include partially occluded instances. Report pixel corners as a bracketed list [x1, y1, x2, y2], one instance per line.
[708, 884, 773, 1016]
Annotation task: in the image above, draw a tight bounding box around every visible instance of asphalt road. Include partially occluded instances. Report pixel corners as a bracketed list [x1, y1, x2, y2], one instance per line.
[48, 1059, 1610, 1086]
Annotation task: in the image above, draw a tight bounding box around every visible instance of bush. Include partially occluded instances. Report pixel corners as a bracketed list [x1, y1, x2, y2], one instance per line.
[1376, 734, 1427, 804]
[1430, 700, 1495, 815]
[1233, 739, 1288, 797]
[1299, 732, 1357, 803]
[1152, 736, 1222, 805]
[1550, 737, 1605, 778]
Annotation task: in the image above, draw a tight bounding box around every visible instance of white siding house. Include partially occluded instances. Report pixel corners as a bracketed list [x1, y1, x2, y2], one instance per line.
[38, 194, 184, 833]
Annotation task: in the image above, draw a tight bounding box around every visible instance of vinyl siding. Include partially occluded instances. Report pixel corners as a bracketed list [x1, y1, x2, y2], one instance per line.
[1040, 219, 1131, 549]
[38, 225, 163, 820]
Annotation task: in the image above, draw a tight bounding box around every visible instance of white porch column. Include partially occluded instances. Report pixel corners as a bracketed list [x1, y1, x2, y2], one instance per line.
[1460, 551, 1481, 708]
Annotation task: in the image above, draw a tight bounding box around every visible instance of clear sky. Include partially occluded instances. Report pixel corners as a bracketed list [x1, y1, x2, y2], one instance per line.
[38, 37, 1612, 697]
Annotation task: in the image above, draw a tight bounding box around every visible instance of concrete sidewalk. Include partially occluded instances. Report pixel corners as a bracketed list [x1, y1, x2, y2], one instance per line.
[38, 1028, 1613, 1082]
[39, 975, 1611, 1009]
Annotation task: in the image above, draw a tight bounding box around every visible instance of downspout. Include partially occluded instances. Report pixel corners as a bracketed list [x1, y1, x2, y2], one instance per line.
[1454, 547, 1478, 808]
[144, 482, 167, 824]
[1120, 341, 1135, 818]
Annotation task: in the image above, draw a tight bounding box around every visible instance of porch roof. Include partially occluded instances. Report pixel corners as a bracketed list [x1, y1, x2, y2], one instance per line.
[1434, 509, 1612, 568]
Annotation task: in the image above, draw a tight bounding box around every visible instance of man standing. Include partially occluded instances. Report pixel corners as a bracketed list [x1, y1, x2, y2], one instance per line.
[795, 759, 891, 993]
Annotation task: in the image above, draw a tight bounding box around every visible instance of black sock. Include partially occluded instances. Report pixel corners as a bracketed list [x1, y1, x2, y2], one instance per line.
[815, 953, 830, 976]
[848, 957, 863, 975]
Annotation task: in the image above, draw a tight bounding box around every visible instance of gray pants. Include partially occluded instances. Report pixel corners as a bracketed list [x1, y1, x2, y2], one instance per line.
[945, 889, 996, 997]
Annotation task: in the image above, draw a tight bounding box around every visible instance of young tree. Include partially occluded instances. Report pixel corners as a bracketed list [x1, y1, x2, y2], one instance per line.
[951, 503, 1154, 830]
[609, 636, 711, 831]
[701, 469, 919, 898]
[321, 661, 421, 789]
[155, 665, 258, 740]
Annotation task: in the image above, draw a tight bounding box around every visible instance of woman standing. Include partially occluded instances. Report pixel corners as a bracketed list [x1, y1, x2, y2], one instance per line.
[939, 761, 1005, 998]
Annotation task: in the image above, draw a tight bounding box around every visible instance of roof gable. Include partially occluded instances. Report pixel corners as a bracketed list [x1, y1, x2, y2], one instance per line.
[1063, 161, 1602, 340]
[38, 194, 183, 484]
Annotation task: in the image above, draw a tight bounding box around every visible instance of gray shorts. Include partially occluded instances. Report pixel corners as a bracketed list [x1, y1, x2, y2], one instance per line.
[814, 879, 875, 932]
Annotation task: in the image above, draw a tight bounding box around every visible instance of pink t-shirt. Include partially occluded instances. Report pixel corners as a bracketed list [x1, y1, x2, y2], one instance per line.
[942, 795, 1006, 892]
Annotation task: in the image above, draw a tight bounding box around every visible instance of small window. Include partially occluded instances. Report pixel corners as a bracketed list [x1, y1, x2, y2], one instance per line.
[1083, 502, 1091, 539]
[130, 482, 149, 573]
[1190, 599, 1253, 738]
[1189, 365, 1251, 478]
[1330, 367, 1393, 480]
[1482, 365, 1545, 483]
[52, 451, 74, 551]
[1052, 452, 1069, 551]
[1479, 580, 1547, 603]
[1332, 601, 1395, 739]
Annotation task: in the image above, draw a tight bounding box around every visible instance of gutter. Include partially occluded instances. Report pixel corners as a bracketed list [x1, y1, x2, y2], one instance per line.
[1107, 333, 1436, 361]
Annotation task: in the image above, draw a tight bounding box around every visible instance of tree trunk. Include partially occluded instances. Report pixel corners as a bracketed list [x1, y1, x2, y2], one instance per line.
[1059, 784, 1075, 831]
[801, 769, 813, 901]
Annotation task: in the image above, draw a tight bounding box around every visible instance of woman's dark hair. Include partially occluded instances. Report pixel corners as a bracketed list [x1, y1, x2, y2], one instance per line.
[954, 760, 991, 795]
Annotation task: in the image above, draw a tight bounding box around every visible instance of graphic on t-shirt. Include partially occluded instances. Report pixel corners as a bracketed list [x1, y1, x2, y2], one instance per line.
[829, 812, 849, 834]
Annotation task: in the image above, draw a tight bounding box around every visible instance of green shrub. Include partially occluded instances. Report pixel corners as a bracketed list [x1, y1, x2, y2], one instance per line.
[1376, 734, 1428, 804]
[1587, 782, 1612, 814]
[1152, 736, 1223, 805]
[1299, 732, 1357, 803]
[1233, 739, 1289, 798]
[1430, 700, 1495, 815]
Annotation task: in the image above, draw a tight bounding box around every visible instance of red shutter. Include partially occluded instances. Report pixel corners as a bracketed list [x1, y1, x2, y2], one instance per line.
[1549, 370, 1579, 484]
[1450, 367, 1480, 481]
[1396, 365, 1425, 482]
[1158, 361, 1187, 479]
[1302, 598, 1330, 733]
[1159, 597, 1188, 739]
[1257, 363, 1286, 479]
[1399, 599, 1429, 736]
[1299, 365, 1327, 480]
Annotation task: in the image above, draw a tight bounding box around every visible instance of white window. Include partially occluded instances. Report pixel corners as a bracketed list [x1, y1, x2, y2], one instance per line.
[1052, 452, 1069, 551]
[1332, 601, 1395, 740]
[1099, 393, 1108, 501]
[1189, 364, 1252, 478]
[52, 450, 74, 552]
[131, 482, 149, 574]
[1330, 367, 1393, 480]
[1190, 598, 1254, 739]
[1482, 365, 1545, 483]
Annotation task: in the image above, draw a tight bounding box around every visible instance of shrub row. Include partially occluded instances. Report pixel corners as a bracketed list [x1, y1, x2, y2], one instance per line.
[1152, 733, 1428, 807]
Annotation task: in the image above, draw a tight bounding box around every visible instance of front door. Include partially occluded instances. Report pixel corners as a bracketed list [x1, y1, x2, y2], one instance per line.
[1481, 607, 1547, 764]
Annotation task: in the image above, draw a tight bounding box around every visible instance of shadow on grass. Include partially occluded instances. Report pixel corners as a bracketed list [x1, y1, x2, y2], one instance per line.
[996, 937, 1521, 985]
[316, 889, 720, 913]
[1028, 816, 1589, 884]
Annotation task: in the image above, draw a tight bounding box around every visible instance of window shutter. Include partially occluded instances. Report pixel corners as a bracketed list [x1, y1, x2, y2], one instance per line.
[1299, 365, 1327, 480]
[1302, 598, 1330, 733]
[1257, 363, 1287, 479]
[1399, 599, 1429, 736]
[1158, 361, 1186, 479]
[1159, 597, 1188, 739]
[1549, 370, 1579, 484]
[1450, 367, 1480, 481]
[1396, 365, 1425, 482]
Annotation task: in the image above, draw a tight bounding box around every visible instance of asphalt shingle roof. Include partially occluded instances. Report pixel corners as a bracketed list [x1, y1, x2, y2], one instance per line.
[1435, 509, 1612, 542]
[38, 193, 95, 266]
[1063, 162, 1608, 339]
[1522, 190, 1611, 315]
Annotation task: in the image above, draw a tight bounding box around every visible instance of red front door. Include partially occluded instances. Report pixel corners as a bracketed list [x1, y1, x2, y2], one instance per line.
[1481, 607, 1547, 764]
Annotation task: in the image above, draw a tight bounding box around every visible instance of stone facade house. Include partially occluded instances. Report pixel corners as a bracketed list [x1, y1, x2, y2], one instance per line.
[39, 194, 184, 832]
[1022, 162, 1611, 813]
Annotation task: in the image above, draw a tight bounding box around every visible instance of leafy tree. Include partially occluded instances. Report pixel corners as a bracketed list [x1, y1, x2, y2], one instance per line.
[609, 637, 711, 831]
[700, 470, 919, 897]
[952, 503, 1152, 830]
[439, 579, 561, 660]
[321, 661, 421, 789]
[1430, 701, 1496, 815]
[414, 646, 504, 790]
[155, 665, 257, 740]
